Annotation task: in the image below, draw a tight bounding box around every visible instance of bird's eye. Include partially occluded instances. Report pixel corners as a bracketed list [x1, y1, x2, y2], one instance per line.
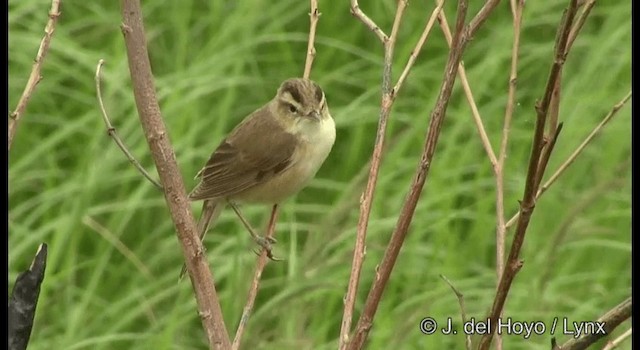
[288, 105, 297, 113]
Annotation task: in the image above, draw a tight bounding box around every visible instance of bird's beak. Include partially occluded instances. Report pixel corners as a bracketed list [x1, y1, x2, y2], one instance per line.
[308, 110, 321, 121]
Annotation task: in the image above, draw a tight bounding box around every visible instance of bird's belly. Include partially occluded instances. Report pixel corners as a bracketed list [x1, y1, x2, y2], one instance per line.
[234, 166, 314, 203]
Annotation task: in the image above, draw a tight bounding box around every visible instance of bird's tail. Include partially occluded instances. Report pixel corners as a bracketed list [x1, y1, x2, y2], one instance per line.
[178, 199, 224, 281]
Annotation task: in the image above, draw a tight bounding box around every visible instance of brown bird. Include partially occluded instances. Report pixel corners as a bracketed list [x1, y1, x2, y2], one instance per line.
[180, 78, 336, 279]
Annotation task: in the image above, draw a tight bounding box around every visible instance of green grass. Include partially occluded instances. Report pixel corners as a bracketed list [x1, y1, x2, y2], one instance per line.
[9, 1, 631, 349]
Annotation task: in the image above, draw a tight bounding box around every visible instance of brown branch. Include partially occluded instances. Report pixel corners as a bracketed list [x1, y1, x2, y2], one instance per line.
[505, 90, 631, 229]
[566, 0, 596, 54]
[440, 275, 472, 350]
[532, 0, 594, 194]
[119, 1, 230, 349]
[339, 2, 407, 348]
[345, 0, 476, 348]
[303, 0, 320, 79]
[8, 0, 61, 151]
[95, 60, 163, 190]
[554, 297, 632, 350]
[349, 0, 388, 43]
[534, 122, 564, 191]
[537, 0, 578, 120]
[467, 0, 501, 37]
[232, 204, 279, 350]
[477, 2, 579, 349]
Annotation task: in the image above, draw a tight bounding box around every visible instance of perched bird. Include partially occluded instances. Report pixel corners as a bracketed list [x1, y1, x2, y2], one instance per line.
[180, 78, 336, 279]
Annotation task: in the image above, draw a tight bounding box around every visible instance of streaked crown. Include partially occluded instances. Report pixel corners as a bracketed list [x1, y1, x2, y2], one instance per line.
[275, 78, 326, 120]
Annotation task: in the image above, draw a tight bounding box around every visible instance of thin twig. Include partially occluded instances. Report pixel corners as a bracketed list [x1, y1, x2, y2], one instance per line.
[394, 0, 445, 94]
[346, 0, 488, 348]
[232, 204, 279, 350]
[496, 0, 524, 290]
[339, 2, 407, 348]
[8, 0, 61, 151]
[95, 60, 163, 190]
[120, 1, 230, 348]
[477, 2, 580, 349]
[437, 10, 498, 168]
[554, 297, 631, 350]
[493, 2, 524, 349]
[505, 91, 631, 229]
[440, 275, 472, 350]
[566, 0, 596, 53]
[303, 0, 320, 79]
[349, 0, 388, 43]
[601, 328, 632, 350]
[467, 0, 501, 37]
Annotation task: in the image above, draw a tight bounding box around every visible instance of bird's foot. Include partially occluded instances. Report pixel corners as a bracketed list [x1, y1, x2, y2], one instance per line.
[252, 235, 282, 261]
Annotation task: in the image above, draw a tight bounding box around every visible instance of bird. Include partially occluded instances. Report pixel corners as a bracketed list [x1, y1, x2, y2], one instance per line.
[179, 78, 336, 279]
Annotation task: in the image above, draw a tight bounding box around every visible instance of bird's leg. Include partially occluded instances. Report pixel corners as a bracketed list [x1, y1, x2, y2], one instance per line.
[227, 201, 281, 261]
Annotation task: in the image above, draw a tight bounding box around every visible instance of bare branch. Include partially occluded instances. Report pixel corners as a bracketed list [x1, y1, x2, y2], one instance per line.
[477, 2, 580, 349]
[496, 0, 524, 287]
[555, 297, 631, 350]
[8, 0, 61, 151]
[492, 2, 524, 348]
[95, 60, 163, 190]
[303, 0, 320, 79]
[601, 328, 632, 350]
[394, 0, 444, 94]
[505, 90, 631, 229]
[437, 10, 498, 168]
[440, 275, 472, 350]
[536, 0, 578, 119]
[339, 1, 407, 348]
[232, 205, 279, 350]
[566, 0, 596, 53]
[346, 0, 472, 347]
[349, 0, 388, 43]
[120, 1, 230, 348]
[534, 122, 564, 191]
[468, 0, 501, 37]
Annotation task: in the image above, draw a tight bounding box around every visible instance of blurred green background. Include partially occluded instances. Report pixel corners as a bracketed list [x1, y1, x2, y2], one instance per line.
[9, 0, 630, 349]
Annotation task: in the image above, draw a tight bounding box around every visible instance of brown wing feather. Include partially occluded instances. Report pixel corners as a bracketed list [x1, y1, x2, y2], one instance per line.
[188, 106, 297, 201]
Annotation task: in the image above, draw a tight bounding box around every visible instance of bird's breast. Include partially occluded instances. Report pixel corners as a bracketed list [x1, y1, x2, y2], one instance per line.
[235, 115, 335, 204]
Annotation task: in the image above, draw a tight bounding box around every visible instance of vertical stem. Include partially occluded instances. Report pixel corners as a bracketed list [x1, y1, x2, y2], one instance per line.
[120, 1, 230, 348]
[232, 205, 279, 350]
[494, 2, 523, 349]
[339, 2, 406, 348]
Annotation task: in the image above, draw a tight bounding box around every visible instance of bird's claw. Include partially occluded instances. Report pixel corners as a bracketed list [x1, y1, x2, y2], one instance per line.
[252, 235, 282, 261]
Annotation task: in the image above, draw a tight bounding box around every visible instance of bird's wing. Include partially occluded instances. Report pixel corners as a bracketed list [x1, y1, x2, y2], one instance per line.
[188, 108, 297, 201]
